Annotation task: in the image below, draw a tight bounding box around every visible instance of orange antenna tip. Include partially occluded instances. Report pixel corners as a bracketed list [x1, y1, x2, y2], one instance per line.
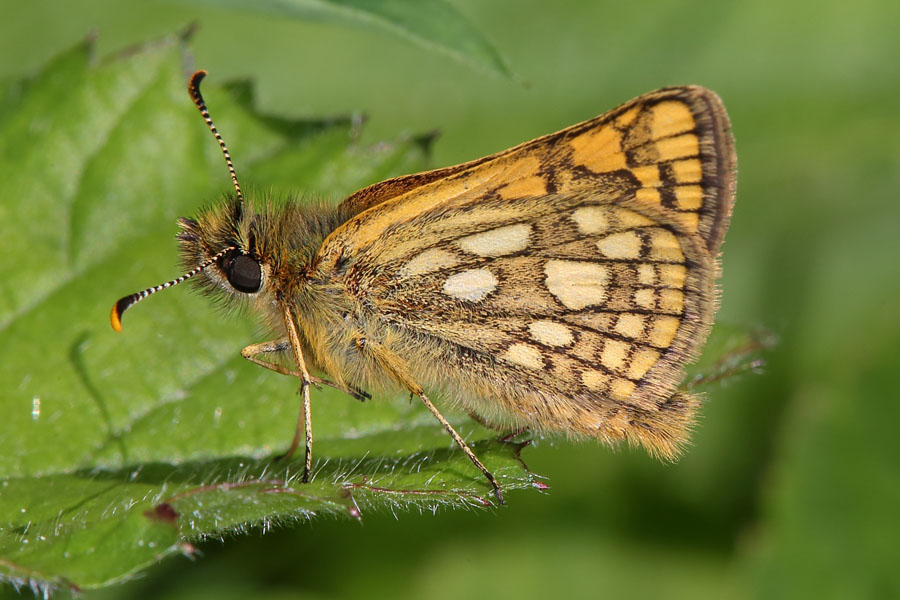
[110, 302, 124, 332]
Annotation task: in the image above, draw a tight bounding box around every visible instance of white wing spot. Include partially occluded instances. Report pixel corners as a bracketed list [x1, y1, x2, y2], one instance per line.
[570, 206, 608, 235]
[628, 348, 660, 380]
[610, 378, 637, 402]
[650, 228, 684, 261]
[649, 316, 680, 348]
[614, 314, 646, 339]
[634, 288, 656, 309]
[529, 320, 574, 347]
[637, 264, 656, 285]
[400, 247, 459, 278]
[544, 260, 608, 310]
[581, 369, 609, 391]
[501, 343, 544, 370]
[457, 223, 532, 257]
[601, 339, 629, 371]
[596, 231, 642, 259]
[659, 264, 686, 287]
[442, 268, 498, 302]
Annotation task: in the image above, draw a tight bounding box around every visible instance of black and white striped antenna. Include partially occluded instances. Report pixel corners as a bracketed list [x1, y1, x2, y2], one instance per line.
[188, 70, 244, 204]
[110, 70, 246, 332]
[110, 246, 235, 332]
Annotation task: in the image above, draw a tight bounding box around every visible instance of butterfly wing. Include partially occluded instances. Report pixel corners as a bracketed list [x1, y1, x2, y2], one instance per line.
[316, 86, 735, 456]
[338, 86, 734, 251]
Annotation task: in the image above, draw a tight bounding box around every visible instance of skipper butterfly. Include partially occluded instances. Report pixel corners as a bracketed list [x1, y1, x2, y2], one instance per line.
[112, 71, 736, 504]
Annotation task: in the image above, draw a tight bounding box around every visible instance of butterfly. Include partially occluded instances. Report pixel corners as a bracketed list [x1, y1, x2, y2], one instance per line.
[112, 71, 736, 504]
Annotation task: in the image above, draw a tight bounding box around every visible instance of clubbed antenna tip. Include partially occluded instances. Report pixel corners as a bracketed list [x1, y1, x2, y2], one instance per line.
[109, 247, 235, 332]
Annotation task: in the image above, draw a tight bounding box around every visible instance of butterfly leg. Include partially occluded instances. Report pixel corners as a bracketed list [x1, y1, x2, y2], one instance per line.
[419, 391, 505, 505]
[275, 302, 314, 483]
[354, 336, 504, 505]
[241, 339, 301, 378]
[241, 339, 371, 401]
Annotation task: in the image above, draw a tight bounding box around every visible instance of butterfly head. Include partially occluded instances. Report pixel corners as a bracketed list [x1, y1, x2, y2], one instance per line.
[174, 196, 276, 297]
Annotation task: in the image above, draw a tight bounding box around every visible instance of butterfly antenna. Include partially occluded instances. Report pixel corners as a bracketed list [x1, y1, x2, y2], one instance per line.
[188, 70, 244, 204]
[110, 246, 236, 332]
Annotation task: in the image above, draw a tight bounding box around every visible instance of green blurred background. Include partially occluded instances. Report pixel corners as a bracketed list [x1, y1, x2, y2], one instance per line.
[1, 0, 898, 598]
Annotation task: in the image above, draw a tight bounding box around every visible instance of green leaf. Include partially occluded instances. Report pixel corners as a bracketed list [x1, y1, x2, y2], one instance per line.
[175, 0, 512, 78]
[0, 36, 535, 593]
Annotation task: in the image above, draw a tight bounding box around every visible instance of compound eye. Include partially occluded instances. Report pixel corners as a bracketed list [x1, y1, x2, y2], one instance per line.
[226, 254, 261, 293]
